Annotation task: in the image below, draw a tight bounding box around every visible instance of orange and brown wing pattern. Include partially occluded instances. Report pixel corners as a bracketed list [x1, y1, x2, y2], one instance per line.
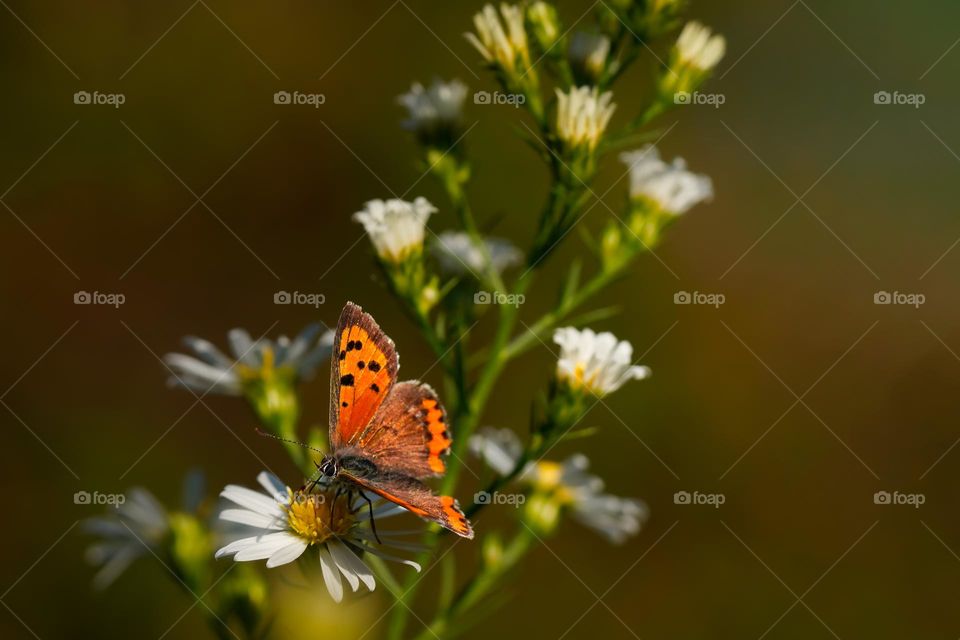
[342, 471, 474, 539]
[329, 303, 399, 449]
[357, 381, 452, 478]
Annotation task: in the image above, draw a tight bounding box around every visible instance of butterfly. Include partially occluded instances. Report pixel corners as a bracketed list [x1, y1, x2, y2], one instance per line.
[312, 301, 474, 539]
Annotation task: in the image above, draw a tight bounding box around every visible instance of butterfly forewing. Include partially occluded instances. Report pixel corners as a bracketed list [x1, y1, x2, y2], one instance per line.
[329, 303, 399, 448]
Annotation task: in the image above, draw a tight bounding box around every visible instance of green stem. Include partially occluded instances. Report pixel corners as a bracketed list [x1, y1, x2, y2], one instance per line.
[410, 527, 537, 640]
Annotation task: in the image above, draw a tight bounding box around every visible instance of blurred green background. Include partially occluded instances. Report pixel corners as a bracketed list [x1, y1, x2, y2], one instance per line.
[3, 1, 960, 638]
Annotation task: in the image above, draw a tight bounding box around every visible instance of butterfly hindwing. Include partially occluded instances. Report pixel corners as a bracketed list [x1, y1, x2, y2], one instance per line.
[329, 302, 399, 448]
[342, 470, 474, 539]
[356, 381, 452, 478]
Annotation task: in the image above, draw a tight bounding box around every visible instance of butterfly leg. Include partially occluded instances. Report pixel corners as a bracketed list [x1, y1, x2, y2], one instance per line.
[304, 461, 323, 493]
[357, 490, 382, 544]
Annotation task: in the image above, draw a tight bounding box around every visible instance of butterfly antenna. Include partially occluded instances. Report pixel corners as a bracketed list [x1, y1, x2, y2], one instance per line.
[254, 427, 328, 456]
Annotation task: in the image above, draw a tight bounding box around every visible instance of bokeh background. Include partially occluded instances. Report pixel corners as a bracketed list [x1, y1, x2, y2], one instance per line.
[3, 1, 960, 638]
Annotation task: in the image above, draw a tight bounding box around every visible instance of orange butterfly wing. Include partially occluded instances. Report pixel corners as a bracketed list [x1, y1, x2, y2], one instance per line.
[329, 302, 399, 449]
[357, 381, 452, 478]
[342, 471, 474, 539]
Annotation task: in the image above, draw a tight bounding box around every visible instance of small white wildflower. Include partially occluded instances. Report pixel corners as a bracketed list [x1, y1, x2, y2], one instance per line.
[353, 197, 437, 264]
[619, 145, 713, 215]
[83, 488, 168, 589]
[215, 472, 421, 603]
[553, 326, 650, 396]
[470, 428, 648, 543]
[555, 86, 616, 152]
[397, 78, 468, 138]
[432, 231, 523, 276]
[675, 21, 725, 72]
[163, 324, 334, 396]
[568, 32, 611, 81]
[465, 4, 530, 73]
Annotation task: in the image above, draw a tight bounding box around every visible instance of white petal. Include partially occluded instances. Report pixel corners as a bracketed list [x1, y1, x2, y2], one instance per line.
[318, 546, 344, 602]
[329, 540, 375, 591]
[256, 472, 288, 503]
[265, 538, 309, 568]
[327, 541, 361, 592]
[218, 508, 285, 530]
[91, 544, 141, 590]
[356, 544, 422, 572]
[234, 532, 303, 562]
[220, 485, 285, 518]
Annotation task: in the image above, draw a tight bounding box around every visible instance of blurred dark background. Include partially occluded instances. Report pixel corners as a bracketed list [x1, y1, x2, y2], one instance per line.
[3, 1, 960, 638]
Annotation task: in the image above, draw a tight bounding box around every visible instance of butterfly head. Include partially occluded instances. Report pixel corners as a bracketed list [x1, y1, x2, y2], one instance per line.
[318, 455, 340, 478]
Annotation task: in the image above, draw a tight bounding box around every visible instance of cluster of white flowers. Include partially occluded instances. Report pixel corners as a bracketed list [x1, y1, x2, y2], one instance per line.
[620, 145, 713, 215]
[554, 86, 616, 152]
[469, 428, 648, 544]
[674, 21, 726, 72]
[553, 326, 650, 396]
[353, 197, 437, 263]
[164, 324, 335, 396]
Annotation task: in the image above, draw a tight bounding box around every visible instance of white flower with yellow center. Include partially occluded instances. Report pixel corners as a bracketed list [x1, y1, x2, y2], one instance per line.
[620, 145, 713, 215]
[554, 86, 616, 152]
[674, 21, 725, 72]
[163, 324, 334, 396]
[553, 326, 650, 396]
[353, 197, 437, 264]
[465, 4, 530, 74]
[569, 32, 611, 82]
[215, 472, 420, 602]
[83, 488, 169, 589]
[432, 231, 523, 276]
[397, 78, 468, 138]
[469, 428, 648, 544]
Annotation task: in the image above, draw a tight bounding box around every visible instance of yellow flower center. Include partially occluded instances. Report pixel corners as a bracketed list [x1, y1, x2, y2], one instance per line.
[284, 488, 356, 545]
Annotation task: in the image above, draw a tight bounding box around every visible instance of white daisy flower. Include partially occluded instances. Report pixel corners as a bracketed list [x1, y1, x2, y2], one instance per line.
[83, 488, 169, 589]
[215, 471, 421, 603]
[555, 86, 616, 152]
[568, 32, 611, 82]
[619, 145, 713, 215]
[675, 21, 725, 72]
[465, 4, 530, 74]
[553, 326, 650, 396]
[432, 231, 523, 276]
[163, 324, 335, 396]
[353, 197, 437, 264]
[470, 428, 648, 544]
[397, 78, 468, 140]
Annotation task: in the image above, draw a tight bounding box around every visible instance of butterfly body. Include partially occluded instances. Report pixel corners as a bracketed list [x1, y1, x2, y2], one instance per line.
[323, 302, 474, 539]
